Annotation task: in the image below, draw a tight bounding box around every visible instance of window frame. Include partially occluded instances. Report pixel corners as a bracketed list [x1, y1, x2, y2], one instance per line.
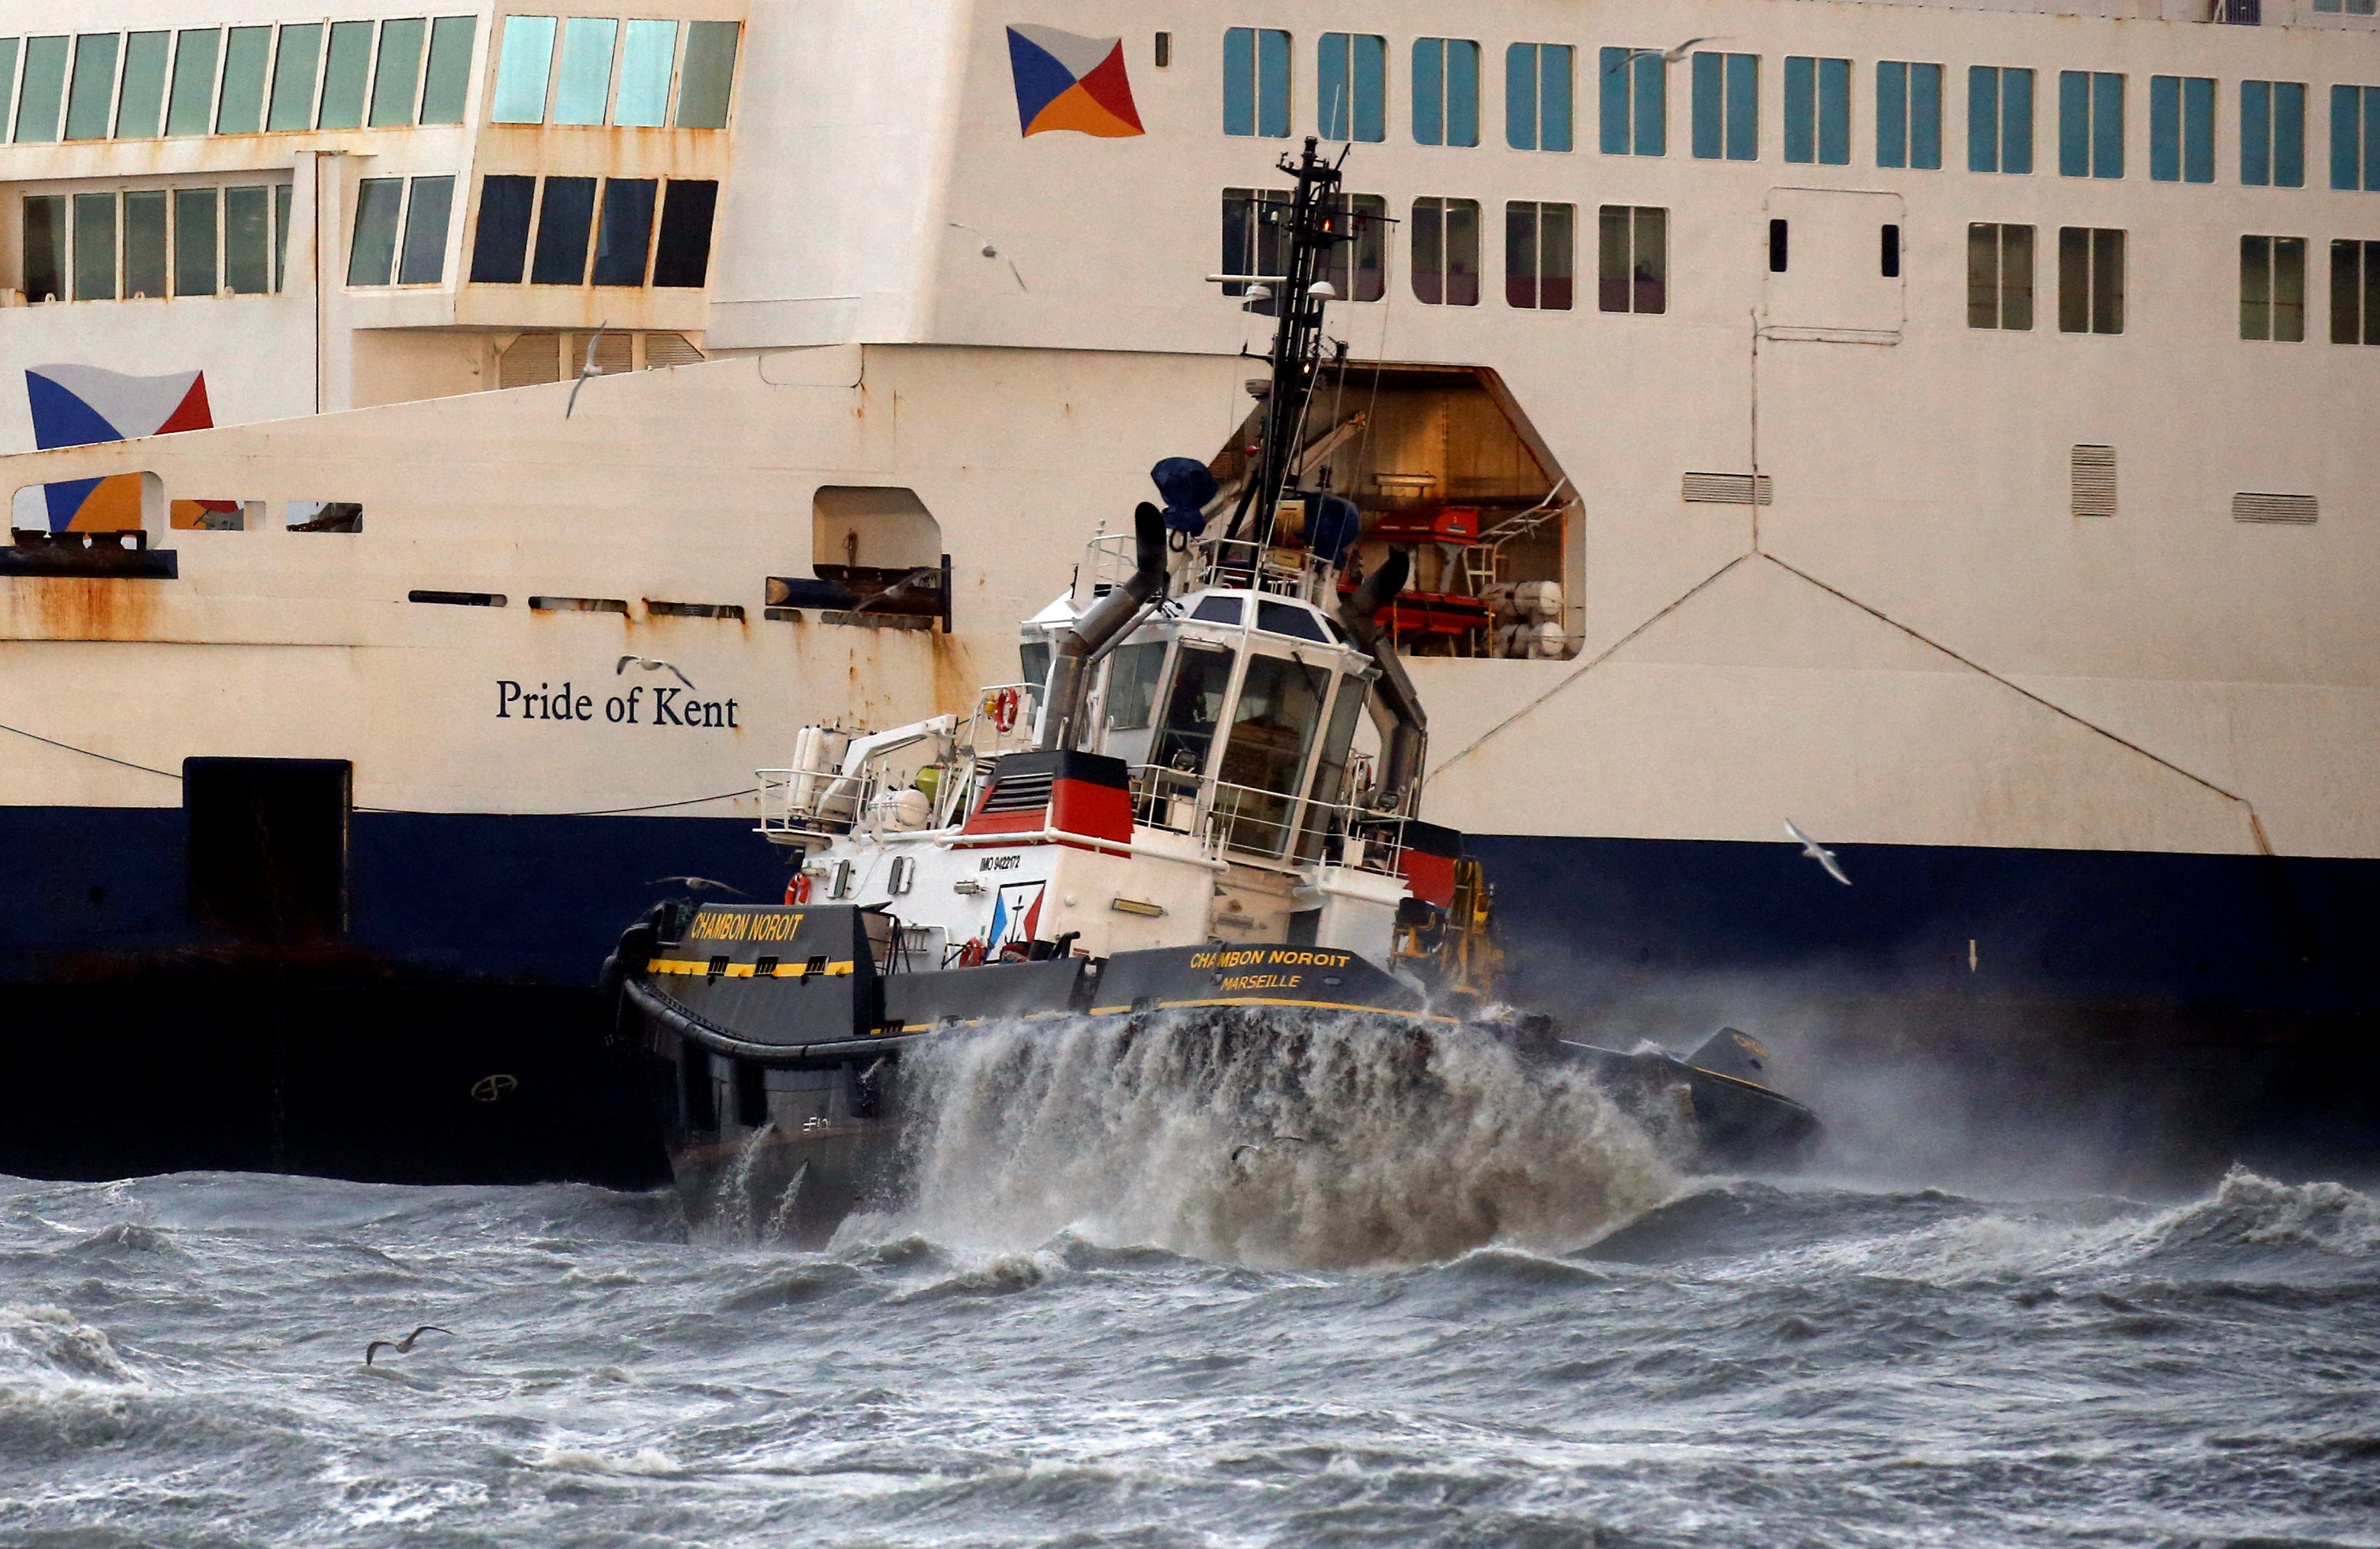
[1783, 55, 1851, 165]
[1597, 204, 1668, 315]
[1410, 194, 1481, 305]
[1504, 199, 1575, 310]
[1690, 51, 1759, 162]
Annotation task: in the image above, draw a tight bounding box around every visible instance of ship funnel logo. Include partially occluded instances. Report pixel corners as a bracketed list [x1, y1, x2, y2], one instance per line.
[20, 364, 213, 532]
[1006, 25, 1144, 138]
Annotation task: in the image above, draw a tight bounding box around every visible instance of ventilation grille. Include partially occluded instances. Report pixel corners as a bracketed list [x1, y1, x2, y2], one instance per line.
[643, 332, 706, 367]
[2070, 446, 2117, 518]
[1681, 473, 1774, 506]
[2232, 492, 2318, 525]
[979, 773, 1055, 815]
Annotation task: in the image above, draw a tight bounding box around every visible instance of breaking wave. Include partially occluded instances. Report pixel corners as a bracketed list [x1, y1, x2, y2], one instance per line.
[877, 1008, 1675, 1268]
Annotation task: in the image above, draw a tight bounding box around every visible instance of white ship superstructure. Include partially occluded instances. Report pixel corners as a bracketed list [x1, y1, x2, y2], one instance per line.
[2, 0, 2376, 1179]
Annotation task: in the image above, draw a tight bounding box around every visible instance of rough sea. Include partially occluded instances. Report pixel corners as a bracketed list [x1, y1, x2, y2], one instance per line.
[4, 1016, 2376, 1548]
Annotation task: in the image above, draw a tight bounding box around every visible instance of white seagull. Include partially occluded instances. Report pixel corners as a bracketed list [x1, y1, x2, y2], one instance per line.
[615, 655, 696, 692]
[948, 223, 1028, 292]
[1784, 820, 1852, 886]
[565, 322, 609, 418]
[1604, 36, 1728, 75]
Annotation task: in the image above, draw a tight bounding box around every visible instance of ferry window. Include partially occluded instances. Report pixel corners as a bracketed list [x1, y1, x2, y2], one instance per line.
[614, 20, 678, 128]
[288, 502, 362, 533]
[1690, 51, 1759, 161]
[530, 175, 596, 284]
[1784, 57, 1850, 165]
[14, 35, 66, 144]
[316, 22, 372, 129]
[1318, 33, 1386, 142]
[1876, 61, 1943, 169]
[593, 179, 657, 286]
[123, 191, 167, 298]
[1505, 202, 1574, 310]
[420, 16, 477, 125]
[2316, 0, 2380, 12]
[1506, 43, 1573, 152]
[1218, 655, 1330, 856]
[1151, 642, 1235, 776]
[372, 18, 427, 128]
[65, 34, 119, 142]
[1768, 218, 1789, 273]
[1257, 600, 1331, 642]
[72, 193, 115, 301]
[1191, 596, 1242, 624]
[2150, 76, 2214, 183]
[675, 21, 740, 128]
[1881, 223, 1902, 278]
[2058, 71, 2125, 180]
[173, 188, 217, 296]
[1104, 642, 1165, 730]
[552, 17, 617, 125]
[1411, 196, 1480, 305]
[486, 198, 554, 284]
[491, 15, 556, 123]
[349, 178, 404, 286]
[275, 183, 293, 289]
[1154, 33, 1171, 70]
[224, 186, 272, 294]
[22, 196, 65, 302]
[2331, 86, 2380, 191]
[2331, 240, 2380, 343]
[1020, 640, 1052, 689]
[398, 175, 454, 285]
[1597, 205, 1666, 314]
[2240, 236, 2307, 341]
[166, 30, 220, 137]
[267, 24, 323, 133]
[1223, 27, 1291, 138]
[1412, 38, 1481, 148]
[1325, 193, 1388, 303]
[215, 26, 270, 136]
[1967, 223, 2034, 330]
[0, 41, 14, 135]
[1968, 67, 2034, 174]
[1599, 46, 1666, 157]
[2057, 227, 2124, 334]
[652, 179, 719, 287]
[2241, 81, 2306, 188]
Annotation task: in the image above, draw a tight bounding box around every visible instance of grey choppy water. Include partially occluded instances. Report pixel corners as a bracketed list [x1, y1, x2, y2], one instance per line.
[4, 1163, 2375, 1548]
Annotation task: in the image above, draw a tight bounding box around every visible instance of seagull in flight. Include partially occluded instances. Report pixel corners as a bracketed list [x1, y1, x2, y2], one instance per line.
[949, 223, 1028, 292]
[1605, 37, 1728, 74]
[648, 876, 746, 895]
[1784, 821, 1852, 886]
[365, 1326, 451, 1365]
[615, 655, 696, 692]
[565, 322, 609, 418]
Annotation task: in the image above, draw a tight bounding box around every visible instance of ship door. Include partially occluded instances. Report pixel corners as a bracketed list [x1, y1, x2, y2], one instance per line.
[1760, 188, 1905, 343]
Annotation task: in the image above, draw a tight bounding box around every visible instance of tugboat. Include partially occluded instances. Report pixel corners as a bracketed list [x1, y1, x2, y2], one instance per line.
[601, 142, 1819, 1240]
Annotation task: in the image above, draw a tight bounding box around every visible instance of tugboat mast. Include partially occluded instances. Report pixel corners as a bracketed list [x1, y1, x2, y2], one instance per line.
[1231, 136, 1344, 555]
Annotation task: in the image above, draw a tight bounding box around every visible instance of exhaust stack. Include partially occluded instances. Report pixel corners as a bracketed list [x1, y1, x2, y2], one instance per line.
[1038, 499, 1168, 752]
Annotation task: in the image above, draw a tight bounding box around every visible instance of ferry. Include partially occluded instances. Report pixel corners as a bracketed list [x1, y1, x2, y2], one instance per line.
[1, 0, 2374, 1186]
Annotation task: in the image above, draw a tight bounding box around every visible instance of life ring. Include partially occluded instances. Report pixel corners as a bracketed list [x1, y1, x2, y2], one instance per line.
[957, 938, 986, 967]
[783, 872, 812, 905]
[990, 687, 1020, 734]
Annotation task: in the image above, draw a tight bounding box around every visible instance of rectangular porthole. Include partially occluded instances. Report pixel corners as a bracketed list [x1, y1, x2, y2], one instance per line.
[1881, 224, 1902, 278]
[409, 589, 506, 606]
[1768, 218, 1789, 273]
[2241, 236, 2307, 342]
[527, 596, 629, 613]
[645, 600, 744, 619]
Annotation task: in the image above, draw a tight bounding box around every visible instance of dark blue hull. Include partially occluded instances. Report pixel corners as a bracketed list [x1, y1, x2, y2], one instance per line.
[4, 805, 2375, 1187]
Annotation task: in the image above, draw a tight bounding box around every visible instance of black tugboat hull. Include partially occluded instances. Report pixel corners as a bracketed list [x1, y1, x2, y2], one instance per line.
[612, 905, 1824, 1240]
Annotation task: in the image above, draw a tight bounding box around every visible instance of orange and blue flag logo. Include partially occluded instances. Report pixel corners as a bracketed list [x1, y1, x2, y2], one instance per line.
[1006, 24, 1143, 138]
